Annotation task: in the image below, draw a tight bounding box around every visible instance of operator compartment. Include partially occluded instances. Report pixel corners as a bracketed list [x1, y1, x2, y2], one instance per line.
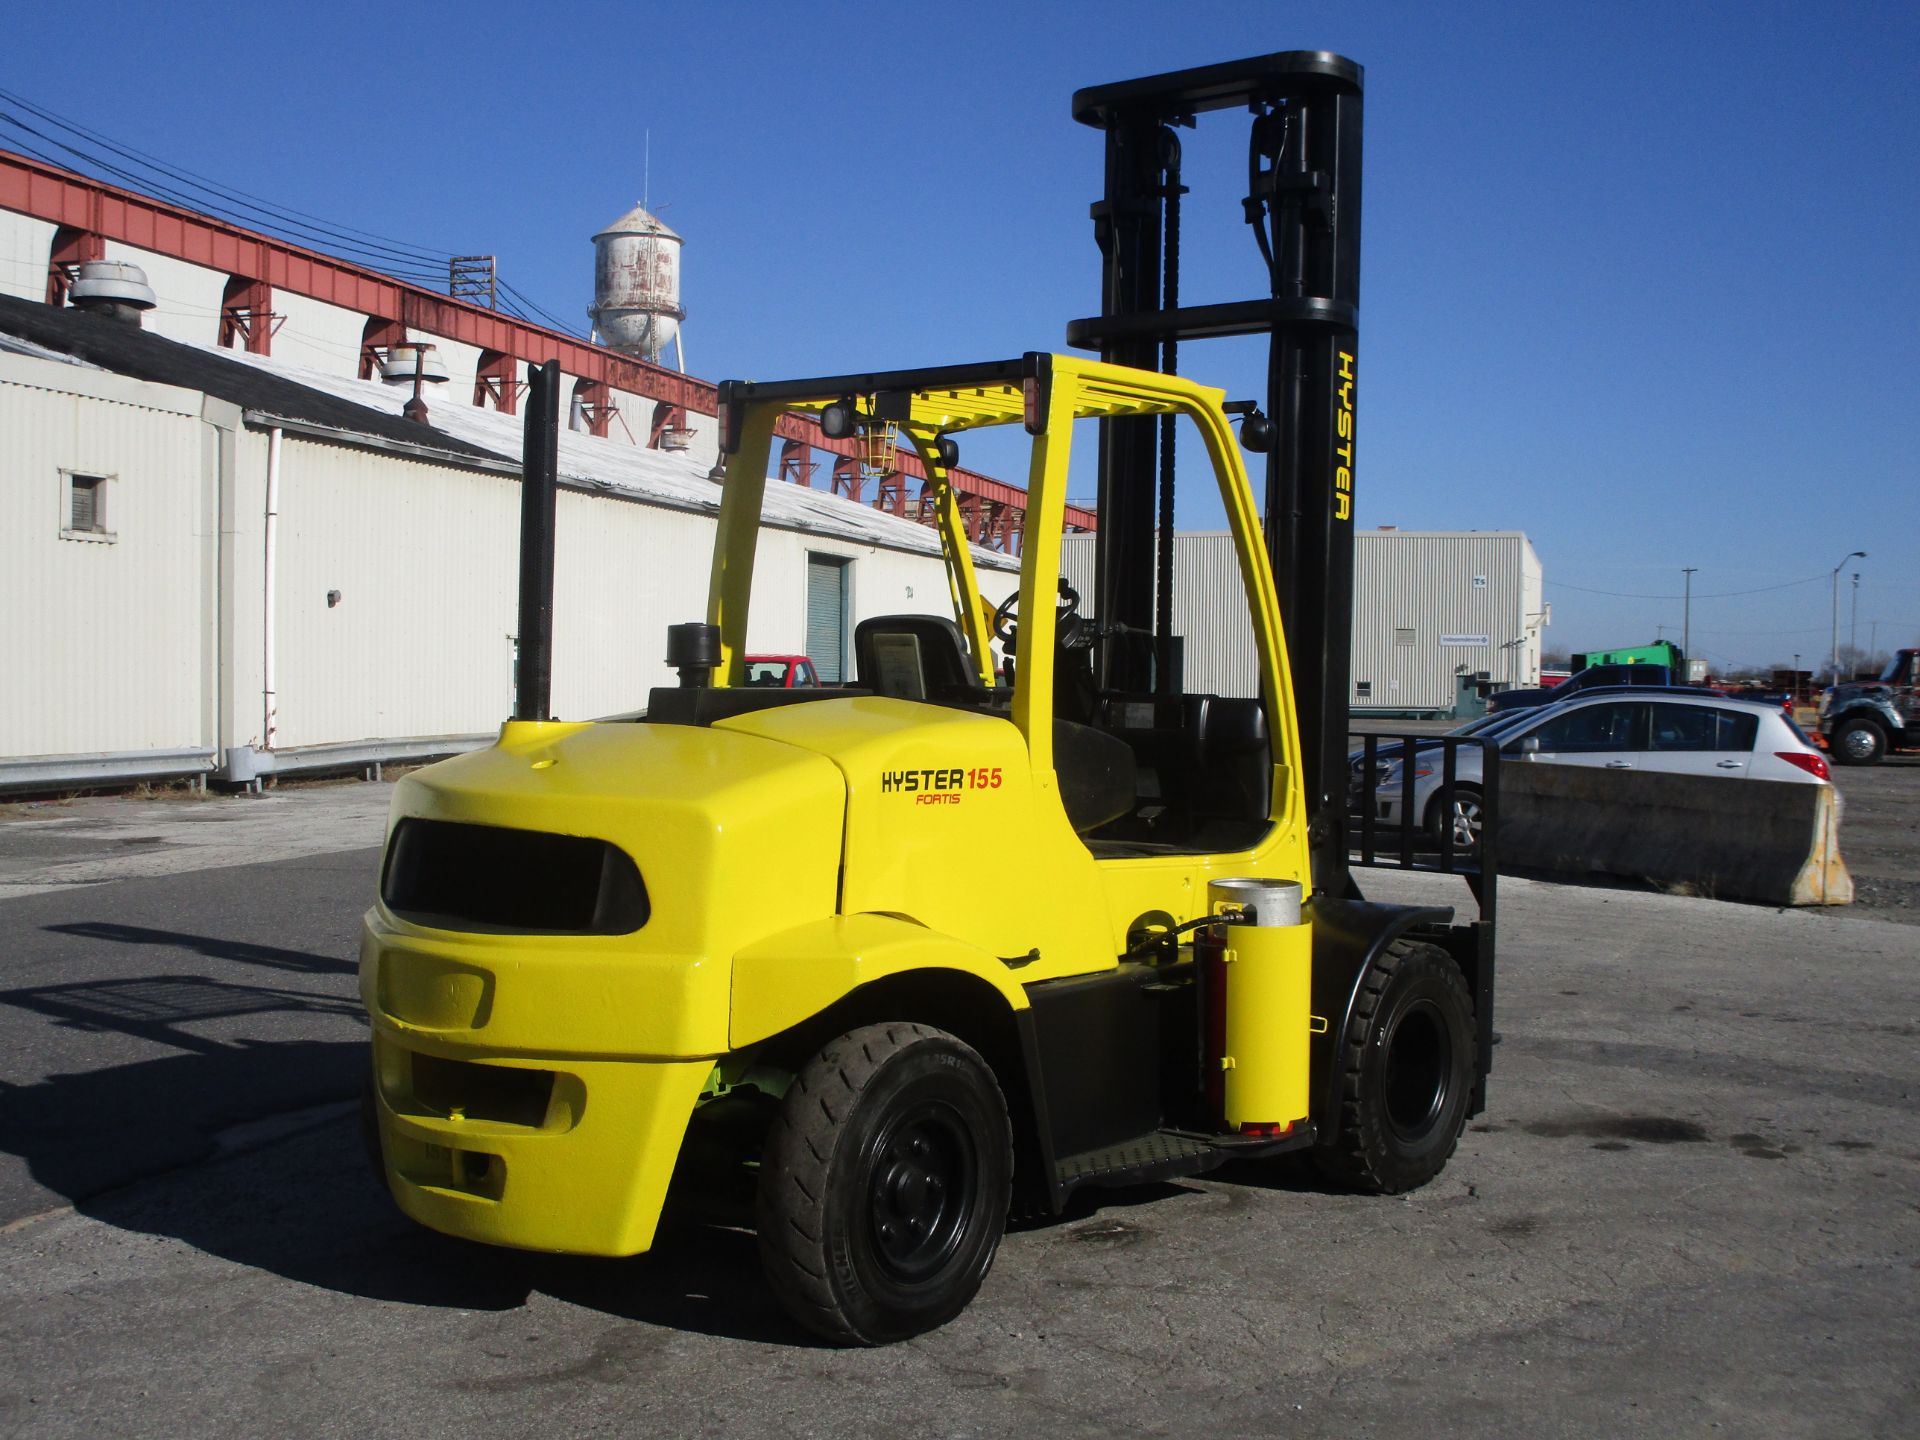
[1075, 691, 1273, 857]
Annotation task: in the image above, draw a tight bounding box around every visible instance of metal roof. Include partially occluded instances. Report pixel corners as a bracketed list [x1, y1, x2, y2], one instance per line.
[0, 292, 1018, 570]
[593, 203, 681, 242]
[0, 292, 500, 463]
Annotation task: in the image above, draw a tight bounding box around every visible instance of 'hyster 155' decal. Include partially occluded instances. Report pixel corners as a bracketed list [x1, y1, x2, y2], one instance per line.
[880, 766, 1003, 805]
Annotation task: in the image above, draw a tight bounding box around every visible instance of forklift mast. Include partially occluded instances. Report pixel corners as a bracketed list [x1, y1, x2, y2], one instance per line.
[1069, 52, 1363, 897]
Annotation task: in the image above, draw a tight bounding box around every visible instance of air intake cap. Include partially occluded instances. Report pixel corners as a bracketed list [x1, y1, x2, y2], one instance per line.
[666, 622, 721, 687]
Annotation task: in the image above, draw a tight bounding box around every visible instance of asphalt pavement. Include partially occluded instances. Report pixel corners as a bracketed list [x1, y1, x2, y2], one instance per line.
[1, 777, 1916, 1437]
[0, 784, 385, 1223]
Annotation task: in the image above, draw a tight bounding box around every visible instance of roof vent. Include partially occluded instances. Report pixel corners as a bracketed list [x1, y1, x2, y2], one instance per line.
[68, 260, 157, 325]
[379, 343, 449, 384]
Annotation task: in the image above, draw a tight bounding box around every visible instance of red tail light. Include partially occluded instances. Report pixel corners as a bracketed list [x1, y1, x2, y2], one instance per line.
[1776, 750, 1830, 780]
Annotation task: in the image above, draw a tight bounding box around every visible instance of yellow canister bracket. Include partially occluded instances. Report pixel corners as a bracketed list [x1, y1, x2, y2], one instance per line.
[1207, 878, 1312, 1133]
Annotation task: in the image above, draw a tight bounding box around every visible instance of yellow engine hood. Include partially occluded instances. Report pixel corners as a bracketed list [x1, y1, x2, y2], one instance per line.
[371, 717, 847, 1056]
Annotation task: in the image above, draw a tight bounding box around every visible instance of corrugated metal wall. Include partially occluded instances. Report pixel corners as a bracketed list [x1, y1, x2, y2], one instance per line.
[1062, 529, 1543, 709]
[1, 358, 213, 756]
[1060, 532, 1260, 698]
[0, 212, 57, 302]
[1351, 531, 1542, 710]
[268, 437, 1014, 742]
[3, 350, 1022, 772]
[270, 437, 522, 745]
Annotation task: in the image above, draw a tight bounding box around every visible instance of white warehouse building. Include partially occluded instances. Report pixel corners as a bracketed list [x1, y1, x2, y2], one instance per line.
[1349, 529, 1545, 712]
[1062, 528, 1544, 715]
[0, 292, 1016, 792]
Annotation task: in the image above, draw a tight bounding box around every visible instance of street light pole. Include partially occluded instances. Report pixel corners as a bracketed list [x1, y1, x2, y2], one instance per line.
[1849, 572, 1860, 672]
[1829, 550, 1867, 683]
[1682, 567, 1697, 679]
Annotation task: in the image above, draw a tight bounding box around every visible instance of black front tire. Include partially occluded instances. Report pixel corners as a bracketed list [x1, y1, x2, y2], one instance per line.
[756, 1023, 1012, 1346]
[1315, 941, 1475, 1194]
[1830, 717, 1887, 766]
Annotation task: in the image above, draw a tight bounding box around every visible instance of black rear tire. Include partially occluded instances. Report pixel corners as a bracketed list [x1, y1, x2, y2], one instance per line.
[1830, 717, 1886, 766]
[1314, 940, 1475, 1194]
[756, 1023, 1012, 1346]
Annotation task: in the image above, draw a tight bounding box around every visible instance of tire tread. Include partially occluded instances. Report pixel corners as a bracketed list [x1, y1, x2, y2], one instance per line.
[1314, 939, 1473, 1195]
[755, 1022, 1009, 1346]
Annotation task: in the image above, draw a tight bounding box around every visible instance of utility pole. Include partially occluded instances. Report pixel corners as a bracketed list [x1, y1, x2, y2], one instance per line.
[1682, 567, 1697, 679]
[1849, 571, 1860, 673]
[1829, 549, 1866, 683]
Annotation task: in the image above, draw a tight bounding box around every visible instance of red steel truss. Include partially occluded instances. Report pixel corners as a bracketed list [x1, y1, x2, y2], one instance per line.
[0, 148, 1092, 547]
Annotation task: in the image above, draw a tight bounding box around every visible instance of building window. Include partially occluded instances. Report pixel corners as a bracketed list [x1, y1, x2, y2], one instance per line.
[1355, 680, 1373, 698]
[61, 471, 115, 542]
[1395, 627, 1415, 647]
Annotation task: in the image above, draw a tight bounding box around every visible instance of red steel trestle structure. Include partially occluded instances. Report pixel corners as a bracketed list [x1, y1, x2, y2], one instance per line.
[2, 149, 1088, 553]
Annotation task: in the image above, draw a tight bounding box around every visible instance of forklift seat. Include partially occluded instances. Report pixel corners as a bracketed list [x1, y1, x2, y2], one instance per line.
[854, 615, 987, 704]
[1053, 720, 1137, 834]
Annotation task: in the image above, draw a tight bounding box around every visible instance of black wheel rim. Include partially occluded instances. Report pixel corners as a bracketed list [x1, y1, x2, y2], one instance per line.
[1384, 1000, 1452, 1143]
[865, 1101, 978, 1284]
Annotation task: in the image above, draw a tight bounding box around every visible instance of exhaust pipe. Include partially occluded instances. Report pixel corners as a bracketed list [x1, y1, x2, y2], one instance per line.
[515, 361, 561, 720]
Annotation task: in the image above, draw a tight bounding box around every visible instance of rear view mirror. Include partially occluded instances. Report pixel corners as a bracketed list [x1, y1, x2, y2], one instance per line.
[1519, 736, 1541, 755]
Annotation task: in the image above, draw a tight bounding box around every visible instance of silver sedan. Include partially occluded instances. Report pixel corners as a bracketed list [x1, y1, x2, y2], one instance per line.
[1365, 693, 1831, 850]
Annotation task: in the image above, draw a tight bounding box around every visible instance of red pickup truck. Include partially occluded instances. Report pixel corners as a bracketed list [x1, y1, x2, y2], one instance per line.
[742, 654, 820, 688]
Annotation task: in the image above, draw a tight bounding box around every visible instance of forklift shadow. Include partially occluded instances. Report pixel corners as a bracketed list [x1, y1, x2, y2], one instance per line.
[51, 1107, 537, 1312]
[1208, 1153, 1351, 1195]
[1008, 1179, 1204, 1233]
[524, 1182, 1217, 1346]
[515, 1224, 810, 1346]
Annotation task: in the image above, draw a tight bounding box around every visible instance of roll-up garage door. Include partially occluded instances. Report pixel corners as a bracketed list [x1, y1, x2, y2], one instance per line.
[805, 555, 848, 682]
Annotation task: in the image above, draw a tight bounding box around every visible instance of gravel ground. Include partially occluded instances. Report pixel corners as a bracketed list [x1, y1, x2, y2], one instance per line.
[1823, 757, 1920, 925]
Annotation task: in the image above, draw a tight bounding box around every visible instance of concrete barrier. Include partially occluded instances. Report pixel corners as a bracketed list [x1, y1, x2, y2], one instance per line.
[1498, 765, 1853, 906]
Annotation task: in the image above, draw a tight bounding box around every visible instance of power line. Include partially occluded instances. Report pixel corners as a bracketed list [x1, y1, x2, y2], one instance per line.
[1, 90, 585, 340]
[0, 107, 455, 277]
[498, 278, 577, 335]
[0, 87, 456, 267]
[1545, 571, 1830, 601]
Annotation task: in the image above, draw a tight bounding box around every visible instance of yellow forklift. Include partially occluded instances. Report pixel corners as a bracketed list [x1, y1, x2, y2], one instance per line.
[360, 53, 1497, 1345]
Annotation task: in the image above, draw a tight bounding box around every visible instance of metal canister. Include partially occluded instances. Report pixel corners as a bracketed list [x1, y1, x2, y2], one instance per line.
[1205, 878, 1311, 1133]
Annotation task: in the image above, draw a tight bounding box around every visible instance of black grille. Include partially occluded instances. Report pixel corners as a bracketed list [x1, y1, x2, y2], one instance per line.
[381, 819, 648, 934]
[410, 1052, 555, 1128]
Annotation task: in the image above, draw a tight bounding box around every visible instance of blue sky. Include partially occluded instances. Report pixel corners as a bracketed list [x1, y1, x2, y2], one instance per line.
[5, 1, 1916, 670]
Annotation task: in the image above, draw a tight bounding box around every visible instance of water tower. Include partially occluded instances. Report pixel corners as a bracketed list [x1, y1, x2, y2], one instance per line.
[588, 203, 685, 370]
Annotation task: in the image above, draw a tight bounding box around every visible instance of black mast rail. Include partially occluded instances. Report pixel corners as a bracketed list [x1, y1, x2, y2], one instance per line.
[1071, 50, 1364, 897]
[514, 359, 561, 721]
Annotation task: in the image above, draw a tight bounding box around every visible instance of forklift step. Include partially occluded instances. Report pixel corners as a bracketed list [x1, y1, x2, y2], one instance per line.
[1057, 1130, 1224, 1190]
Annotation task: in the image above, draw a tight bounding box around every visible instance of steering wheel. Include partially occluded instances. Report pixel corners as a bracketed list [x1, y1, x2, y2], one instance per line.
[992, 582, 1081, 647]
